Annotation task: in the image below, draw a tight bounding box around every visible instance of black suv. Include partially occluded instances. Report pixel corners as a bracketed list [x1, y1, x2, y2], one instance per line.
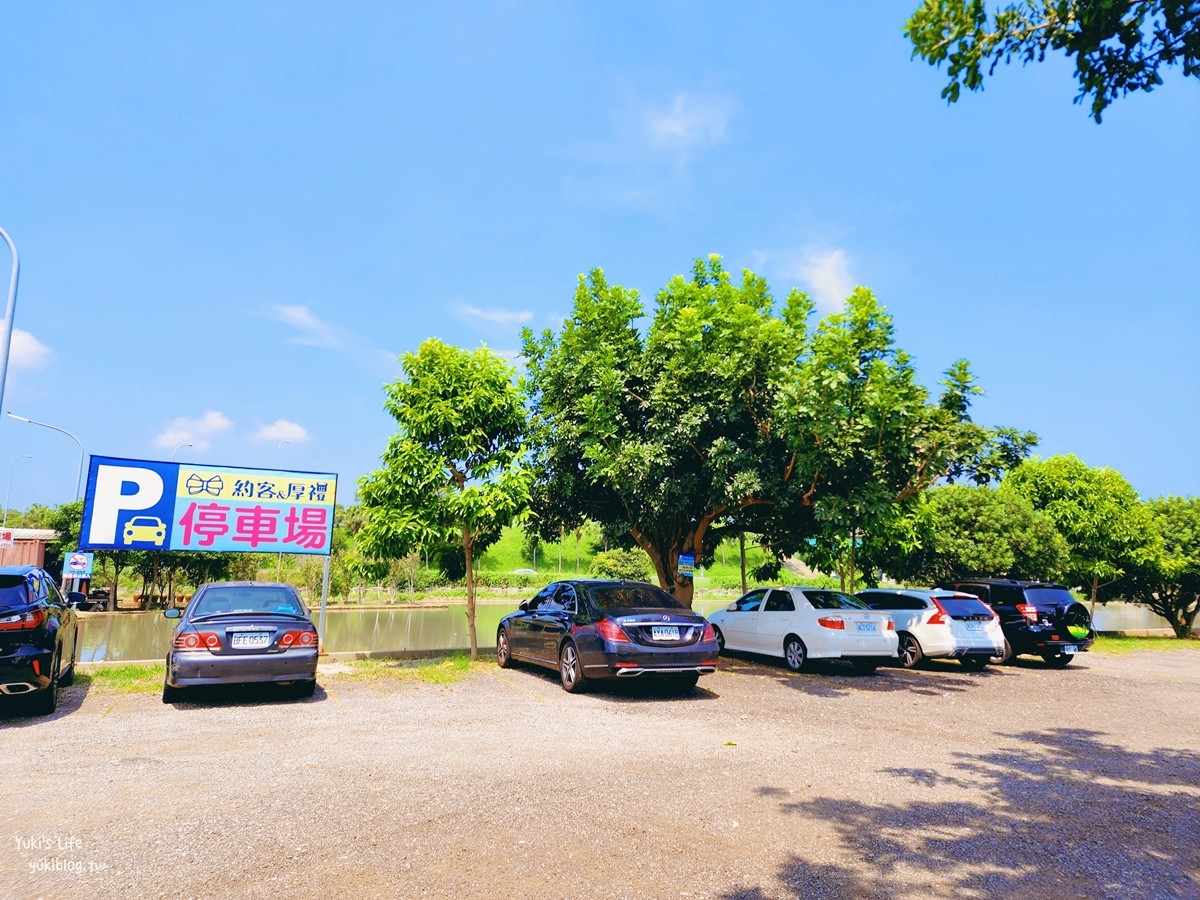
[0, 566, 81, 714]
[941, 578, 1094, 667]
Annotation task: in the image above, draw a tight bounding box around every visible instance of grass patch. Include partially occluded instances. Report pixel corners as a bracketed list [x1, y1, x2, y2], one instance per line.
[76, 663, 165, 694]
[1092, 634, 1198, 654]
[337, 653, 484, 685]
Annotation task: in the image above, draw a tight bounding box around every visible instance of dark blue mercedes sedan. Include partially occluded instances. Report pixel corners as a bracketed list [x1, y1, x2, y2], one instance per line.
[496, 580, 719, 693]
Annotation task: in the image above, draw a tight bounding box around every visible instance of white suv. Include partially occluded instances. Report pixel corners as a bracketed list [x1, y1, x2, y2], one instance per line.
[855, 588, 1005, 670]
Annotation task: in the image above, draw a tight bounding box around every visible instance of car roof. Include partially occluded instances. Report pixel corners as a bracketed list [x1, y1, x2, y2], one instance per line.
[0, 565, 39, 576]
[943, 578, 1067, 589]
[196, 581, 297, 589]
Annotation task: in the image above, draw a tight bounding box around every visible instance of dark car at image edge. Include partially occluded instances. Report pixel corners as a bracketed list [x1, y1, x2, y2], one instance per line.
[0, 565, 81, 715]
[942, 578, 1095, 667]
[496, 579, 720, 693]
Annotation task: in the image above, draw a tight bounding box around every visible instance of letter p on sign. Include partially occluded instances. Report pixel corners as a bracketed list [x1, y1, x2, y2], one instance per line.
[87, 465, 164, 545]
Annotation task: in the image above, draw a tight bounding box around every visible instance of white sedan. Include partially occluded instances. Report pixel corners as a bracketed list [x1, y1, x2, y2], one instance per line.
[708, 586, 898, 673]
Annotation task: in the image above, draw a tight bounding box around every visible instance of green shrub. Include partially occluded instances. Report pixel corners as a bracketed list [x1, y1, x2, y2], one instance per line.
[590, 549, 652, 581]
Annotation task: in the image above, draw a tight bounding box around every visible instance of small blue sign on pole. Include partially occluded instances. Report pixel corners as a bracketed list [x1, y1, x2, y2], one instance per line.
[678, 553, 695, 577]
[64, 551, 94, 580]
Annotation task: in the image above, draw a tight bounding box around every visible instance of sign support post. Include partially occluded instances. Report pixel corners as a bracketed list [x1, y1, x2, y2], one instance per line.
[318, 553, 331, 645]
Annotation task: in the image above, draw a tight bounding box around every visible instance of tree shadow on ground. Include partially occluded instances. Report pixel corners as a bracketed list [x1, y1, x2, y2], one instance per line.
[724, 729, 1200, 898]
[715, 652, 1000, 699]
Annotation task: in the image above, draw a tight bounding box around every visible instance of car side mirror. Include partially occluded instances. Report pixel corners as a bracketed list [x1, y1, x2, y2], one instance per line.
[163, 608, 182, 619]
[67, 591, 87, 608]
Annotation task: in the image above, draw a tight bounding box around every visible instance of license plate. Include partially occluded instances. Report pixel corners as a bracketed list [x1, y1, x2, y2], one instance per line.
[856, 622, 877, 633]
[651, 626, 680, 641]
[231, 632, 271, 649]
[966, 622, 984, 632]
[1063, 644, 1079, 654]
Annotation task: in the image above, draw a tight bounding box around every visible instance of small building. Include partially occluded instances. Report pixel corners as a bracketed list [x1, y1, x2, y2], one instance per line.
[0, 528, 59, 567]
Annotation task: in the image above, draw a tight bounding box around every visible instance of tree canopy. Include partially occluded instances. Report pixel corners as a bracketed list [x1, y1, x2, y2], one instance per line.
[357, 339, 531, 658]
[906, 1, 1200, 120]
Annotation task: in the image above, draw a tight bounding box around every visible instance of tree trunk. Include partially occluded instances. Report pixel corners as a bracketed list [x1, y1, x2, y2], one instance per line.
[464, 527, 478, 660]
[739, 532, 747, 594]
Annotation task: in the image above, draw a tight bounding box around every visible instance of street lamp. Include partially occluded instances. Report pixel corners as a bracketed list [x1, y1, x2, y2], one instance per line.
[3, 454, 31, 525]
[172, 442, 194, 461]
[0, 227, 19, 419]
[6, 412, 85, 501]
[275, 440, 291, 468]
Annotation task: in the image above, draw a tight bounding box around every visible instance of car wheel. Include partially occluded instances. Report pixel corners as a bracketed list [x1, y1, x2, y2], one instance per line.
[783, 636, 807, 673]
[960, 655, 989, 671]
[896, 633, 923, 669]
[559, 641, 588, 693]
[713, 626, 726, 655]
[30, 654, 60, 715]
[162, 676, 184, 704]
[97, 601, 108, 612]
[495, 629, 513, 669]
[293, 679, 317, 698]
[990, 639, 1014, 665]
[60, 631, 78, 686]
[851, 658, 879, 674]
[1041, 651, 1074, 668]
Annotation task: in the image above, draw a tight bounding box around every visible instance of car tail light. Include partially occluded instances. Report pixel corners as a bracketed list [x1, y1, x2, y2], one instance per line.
[174, 631, 221, 651]
[596, 619, 630, 643]
[817, 616, 845, 630]
[927, 600, 949, 625]
[886, 619, 895, 631]
[701, 623, 716, 642]
[0, 608, 48, 631]
[1017, 603, 1038, 623]
[280, 630, 317, 648]
[614, 661, 637, 668]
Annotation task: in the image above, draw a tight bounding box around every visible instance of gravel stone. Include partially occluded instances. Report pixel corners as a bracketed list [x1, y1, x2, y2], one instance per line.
[2, 648, 1198, 898]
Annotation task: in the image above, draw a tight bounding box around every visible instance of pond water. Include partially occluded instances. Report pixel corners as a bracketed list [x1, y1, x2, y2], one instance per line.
[79, 598, 732, 662]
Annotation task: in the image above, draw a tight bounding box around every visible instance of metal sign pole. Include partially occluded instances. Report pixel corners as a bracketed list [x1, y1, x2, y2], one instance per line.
[318, 553, 331, 641]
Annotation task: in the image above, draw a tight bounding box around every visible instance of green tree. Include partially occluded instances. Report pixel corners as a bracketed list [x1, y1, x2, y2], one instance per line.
[589, 548, 652, 581]
[358, 339, 531, 658]
[777, 291, 1027, 591]
[871, 483, 1068, 584]
[1100, 495, 1200, 637]
[1000, 454, 1158, 606]
[906, 1, 1200, 121]
[523, 256, 813, 607]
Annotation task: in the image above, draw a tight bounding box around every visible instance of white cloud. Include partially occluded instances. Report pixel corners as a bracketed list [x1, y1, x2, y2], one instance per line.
[646, 93, 733, 149]
[795, 247, 855, 313]
[452, 303, 534, 331]
[8, 329, 52, 369]
[152, 410, 234, 452]
[253, 420, 311, 444]
[270, 305, 344, 348]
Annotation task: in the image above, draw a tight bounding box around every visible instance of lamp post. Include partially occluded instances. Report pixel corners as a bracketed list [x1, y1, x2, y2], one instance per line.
[0, 227, 19, 419]
[3, 454, 31, 526]
[172, 442, 193, 461]
[6, 412, 85, 501]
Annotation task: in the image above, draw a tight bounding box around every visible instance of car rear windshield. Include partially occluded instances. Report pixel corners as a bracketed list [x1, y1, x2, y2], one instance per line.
[803, 590, 870, 610]
[1022, 587, 1078, 607]
[0, 577, 32, 608]
[933, 596, 993, 617]
[192, 587, 306, 617]
[588, 585, 683, 611]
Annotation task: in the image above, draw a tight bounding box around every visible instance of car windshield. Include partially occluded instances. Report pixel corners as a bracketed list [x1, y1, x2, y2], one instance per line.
[588, 584, 683, 611]
[191, 587, 306, 618]
[0, 576, 32, 608]
[932, 596, 994, 617]
[1023, 587, 1078, 607]
[803, 590, 870, 610]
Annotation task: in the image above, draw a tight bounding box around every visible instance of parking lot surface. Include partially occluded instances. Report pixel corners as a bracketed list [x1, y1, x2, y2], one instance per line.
[3, 649, 1199, 899]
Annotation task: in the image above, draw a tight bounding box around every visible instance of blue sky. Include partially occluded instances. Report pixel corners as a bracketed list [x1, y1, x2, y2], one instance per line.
[1, 2, 1197, 515]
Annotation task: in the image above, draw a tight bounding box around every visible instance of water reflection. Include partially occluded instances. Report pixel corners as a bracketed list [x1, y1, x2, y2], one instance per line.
[79, 597, 732, 662]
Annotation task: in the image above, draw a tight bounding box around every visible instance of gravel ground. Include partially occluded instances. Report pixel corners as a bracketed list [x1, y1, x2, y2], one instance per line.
[2, 647, 1198, 900]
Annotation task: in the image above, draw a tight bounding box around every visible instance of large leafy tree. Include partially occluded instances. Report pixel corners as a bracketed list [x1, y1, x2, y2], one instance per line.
[1000, 454, 1159, 606]
[870, 483, 1068, 585]
[357, 339, 531, 658]
[523, 257, 813, 607]
[906, 1, 1200, 120]
[1100, 496, 1200, 637]
[776, 290, 1032, 591]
